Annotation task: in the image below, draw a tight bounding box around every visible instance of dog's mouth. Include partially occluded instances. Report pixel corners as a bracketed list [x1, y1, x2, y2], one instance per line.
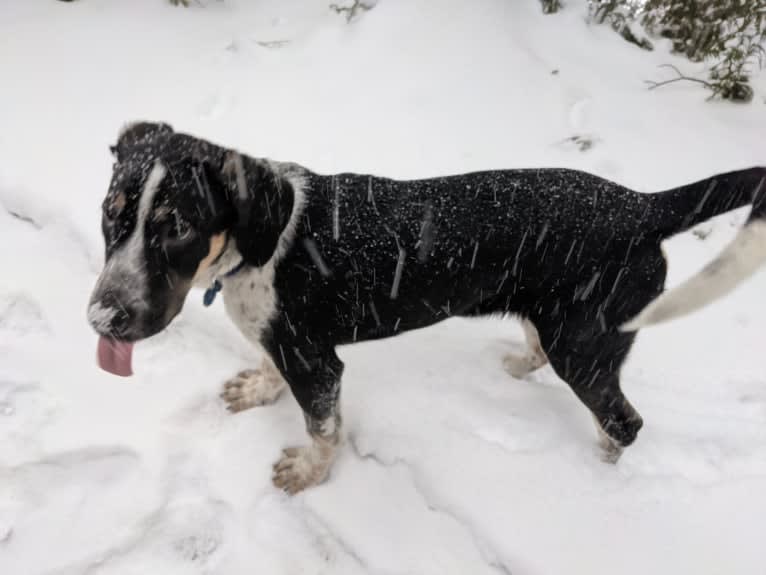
[97, 336, 135, 377]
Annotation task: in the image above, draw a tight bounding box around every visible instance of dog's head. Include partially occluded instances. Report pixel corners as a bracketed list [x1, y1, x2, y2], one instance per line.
[87, 122, 297, 375]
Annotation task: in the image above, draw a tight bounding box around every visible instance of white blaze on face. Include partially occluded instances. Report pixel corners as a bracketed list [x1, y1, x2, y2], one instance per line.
[87, 161, 168, 330]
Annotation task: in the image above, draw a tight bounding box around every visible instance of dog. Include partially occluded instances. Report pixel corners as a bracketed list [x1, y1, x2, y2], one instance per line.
[87, 122, 766, 493]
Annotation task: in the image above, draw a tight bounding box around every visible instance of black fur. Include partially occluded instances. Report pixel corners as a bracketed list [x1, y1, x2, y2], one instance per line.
[261, 167, 763, 447]
[90, 122, 766, 458]
[222, 153, 295, 267]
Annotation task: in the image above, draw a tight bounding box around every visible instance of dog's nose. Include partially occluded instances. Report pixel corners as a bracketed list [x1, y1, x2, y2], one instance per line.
[87, 292, 133, 335]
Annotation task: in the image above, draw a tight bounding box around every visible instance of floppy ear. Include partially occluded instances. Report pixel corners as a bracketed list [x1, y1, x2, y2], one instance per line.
[112, 121, 174, 160]
[220, 152, 295, 267]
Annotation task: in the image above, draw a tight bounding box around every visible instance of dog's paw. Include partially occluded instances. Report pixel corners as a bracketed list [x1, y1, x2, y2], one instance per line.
[220, 369, 286, 413]
[597, 433, 624, 464]
[601, 413, 643, 448]
[272, 446, 333, 495]
[593, 412, 643, 464]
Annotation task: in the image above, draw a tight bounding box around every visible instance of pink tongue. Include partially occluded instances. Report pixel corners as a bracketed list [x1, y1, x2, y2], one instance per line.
[97, 336, 134, 377]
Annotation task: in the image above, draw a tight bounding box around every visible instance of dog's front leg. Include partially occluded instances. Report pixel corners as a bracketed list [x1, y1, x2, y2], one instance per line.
[268, 343, 343, 494]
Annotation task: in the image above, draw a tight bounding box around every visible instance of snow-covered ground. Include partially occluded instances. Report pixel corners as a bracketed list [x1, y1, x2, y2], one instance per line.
[1, 1, 765, 573]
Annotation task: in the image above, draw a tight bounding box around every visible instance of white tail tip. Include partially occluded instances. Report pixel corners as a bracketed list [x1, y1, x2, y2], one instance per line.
[621, 221, 766, 331]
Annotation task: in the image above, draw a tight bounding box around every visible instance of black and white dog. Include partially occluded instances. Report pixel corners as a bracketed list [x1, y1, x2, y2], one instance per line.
[88, 122, 766, 493]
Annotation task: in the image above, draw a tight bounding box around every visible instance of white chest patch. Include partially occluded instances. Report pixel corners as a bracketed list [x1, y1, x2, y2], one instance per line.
[222, 263, 278, 345]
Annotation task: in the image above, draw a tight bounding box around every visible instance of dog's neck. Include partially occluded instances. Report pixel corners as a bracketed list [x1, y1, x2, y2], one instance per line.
[193, 158, 309, 294]
[192, 235, 245, 291]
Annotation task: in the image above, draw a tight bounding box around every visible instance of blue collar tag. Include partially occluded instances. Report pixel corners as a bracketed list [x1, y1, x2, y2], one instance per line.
[203, 260, 246, 306]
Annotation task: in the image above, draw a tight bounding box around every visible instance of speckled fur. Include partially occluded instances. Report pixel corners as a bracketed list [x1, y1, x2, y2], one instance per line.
[88, 122, 766, 494]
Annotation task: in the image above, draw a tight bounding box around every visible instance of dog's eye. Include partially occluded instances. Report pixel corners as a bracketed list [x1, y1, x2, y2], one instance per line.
[163, 214, 196, 243]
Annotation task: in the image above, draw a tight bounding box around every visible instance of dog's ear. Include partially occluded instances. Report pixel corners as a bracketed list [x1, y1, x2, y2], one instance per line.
[112, 122, 174, 160]
[220, 152, 295, 267]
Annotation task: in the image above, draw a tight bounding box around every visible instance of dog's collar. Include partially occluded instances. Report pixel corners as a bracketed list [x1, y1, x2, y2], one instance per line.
[203, 260, 247, 307]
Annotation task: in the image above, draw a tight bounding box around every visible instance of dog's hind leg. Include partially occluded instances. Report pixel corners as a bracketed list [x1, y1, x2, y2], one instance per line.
[542, 326, 643, 462]
[503, 319, 549, 378]
[220, 354, 287, 412]
[584, 373, 643, 463]
[566, 363, 642, 462]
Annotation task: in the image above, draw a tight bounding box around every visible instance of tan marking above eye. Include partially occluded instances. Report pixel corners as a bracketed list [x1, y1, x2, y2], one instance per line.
[193, 232, 227, 281]
[112, 192, 127, 213]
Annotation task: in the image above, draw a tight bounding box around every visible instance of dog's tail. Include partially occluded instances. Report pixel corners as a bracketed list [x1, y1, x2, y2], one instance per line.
[622, 167, 766, 331]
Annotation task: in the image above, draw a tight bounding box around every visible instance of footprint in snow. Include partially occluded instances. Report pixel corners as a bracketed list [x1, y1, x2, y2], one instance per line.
[0, 380, 56, 460]
[0, 446, 145, 564]
[142, 497, 230, 566]
[0, 293, 50, 339]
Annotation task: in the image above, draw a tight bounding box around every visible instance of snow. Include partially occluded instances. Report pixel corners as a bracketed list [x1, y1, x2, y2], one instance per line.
[1, 0, 765, 573]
